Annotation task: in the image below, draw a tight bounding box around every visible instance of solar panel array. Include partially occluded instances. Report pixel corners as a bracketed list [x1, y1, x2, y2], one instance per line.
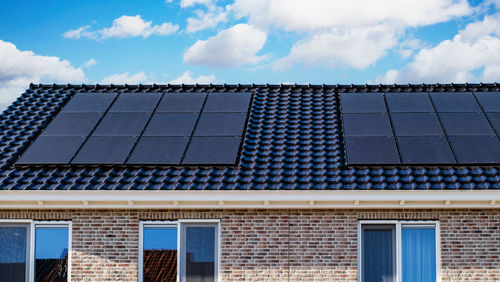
[17, 92, 251, 165]
[341, 92, 500, 165]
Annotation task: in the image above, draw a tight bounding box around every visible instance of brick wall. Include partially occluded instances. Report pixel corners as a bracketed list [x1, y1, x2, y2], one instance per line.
[0, 209, 498, 281]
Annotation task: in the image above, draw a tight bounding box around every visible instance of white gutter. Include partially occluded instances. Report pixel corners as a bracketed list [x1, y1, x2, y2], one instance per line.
[0, 190, 499, 209]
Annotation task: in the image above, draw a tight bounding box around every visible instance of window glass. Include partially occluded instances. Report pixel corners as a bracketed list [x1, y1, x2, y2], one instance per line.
[361, 225, 395, 282]
[0, 225, 28, 282]
[402, 227, 436, 282]
[184, 226, 216, 282]
[35, 227, 69, 282]
[143, 227, 177, 282]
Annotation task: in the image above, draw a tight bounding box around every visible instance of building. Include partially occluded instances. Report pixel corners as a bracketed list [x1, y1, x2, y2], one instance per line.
[0, 83, 499, 281]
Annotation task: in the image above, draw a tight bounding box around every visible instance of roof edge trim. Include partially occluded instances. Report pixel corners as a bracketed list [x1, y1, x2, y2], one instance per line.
[0, 190, 499, 209]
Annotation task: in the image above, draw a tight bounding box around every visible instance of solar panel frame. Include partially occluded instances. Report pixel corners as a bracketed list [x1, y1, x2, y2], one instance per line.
[342, 113, 393, 137]
[41, 113, 102, 136]
[203, 92, 251, 113]
[430, 92, 482, 112]
[385, 93, 434, 113]
[72, 136, 138, 164]
[108, 93, 162, 113]
[397, 136, 456, 164]
[17, 136, 86, 164]
[193, 113, 248, 136]
[92, 113, 151, 136]
[340, 93, 387, 113]
[156, 93, 206, 113]
[344, 136, 401, 165]
[448, 136, 500, 164]
[439, 113, 495, 136]
[390, 113, 444, 136]
[143, 113, 199, 137]
[127, 137, 189, 164]
[182, 136, 242, 165]
[61, 93, 117, 113]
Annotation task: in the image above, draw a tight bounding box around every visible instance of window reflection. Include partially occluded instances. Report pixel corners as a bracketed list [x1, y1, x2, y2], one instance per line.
[0, 226, 28, 282]
[35, 227, 69, 282]
[185, 226, 215, 282]
[143, 227, 177, 282]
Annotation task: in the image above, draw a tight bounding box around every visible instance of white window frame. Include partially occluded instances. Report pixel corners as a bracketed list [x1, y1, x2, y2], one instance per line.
[139, 219, 220, 282]
[0, 219, 72, 282]
[358, 220, 440, 282]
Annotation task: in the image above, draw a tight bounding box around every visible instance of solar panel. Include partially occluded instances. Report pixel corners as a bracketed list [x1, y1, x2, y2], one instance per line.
[72, 136, 137, 164]
[194, 113, 247, 136]
[439, 113, 495, 136]
[344, 136, 400, 165]
[157, 93, 206, 113]
[390, 113, 444, 136]
[203, 93, 251, 112]
[385, 93, 434, 112]
[127, 137, 188, 164]
[448, 136, 500, 163]
[42, 113, 102, 136]
[474, 92, 500, 112]
[108, 93, 161, 113]
[92, 113, 150, 136]
[340, 93, 386, 113]
[430, 92, 481, 112]
[397, 136, 456, 164]
[143, 113, 198, 136]
[182, 137, 242, 164]
[17, 136, 85, 164]
[61, 93, 116, 113]
[342, 113, 393, 137]
[486, 112, 500, 134]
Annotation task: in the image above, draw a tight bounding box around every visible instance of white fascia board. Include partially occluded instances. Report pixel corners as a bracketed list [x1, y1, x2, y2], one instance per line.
[0, 190, 499, 209]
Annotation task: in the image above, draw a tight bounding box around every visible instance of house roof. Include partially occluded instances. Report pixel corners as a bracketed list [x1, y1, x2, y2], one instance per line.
[2, 83, 500, 191]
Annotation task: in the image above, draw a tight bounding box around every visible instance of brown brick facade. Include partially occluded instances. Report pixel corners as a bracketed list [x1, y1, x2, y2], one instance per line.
[0, 209, 498, 281]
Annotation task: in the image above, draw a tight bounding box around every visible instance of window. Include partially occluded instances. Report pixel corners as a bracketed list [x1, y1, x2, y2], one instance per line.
[139, 220, 219, 282]
[0, 220, 71, 282]
[358, 221, 440, 282]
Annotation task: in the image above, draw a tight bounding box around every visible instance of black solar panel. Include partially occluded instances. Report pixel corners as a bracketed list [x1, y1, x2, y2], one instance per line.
[182, 137, 242, 164]
[439, 113, 495, 136]
[17, 136, 85, 164]
[430, 92, 481, 112]
[194, 113, 247, 136]
[448, 136, 500, 163]
[61, 93, 116, 113]
[474, 92, 500, 112]
[342, 113, 393, 137]
[72, 136, 137, 164]
[340, 93, 386, 113]
[203, 93, 251, 112]
[157, 93, 206, 113]
[486, 112, 500, 135]
[397, 136, 456, 164]
[143, 113, 198, 136]
[344, 136, 400, 165]
[127, 137, 188, 164]
[385, 93, 434, 112]
[92, 113, 150, 136]
[42, 113, 102, 136]
[390, 113, 443, 136]
[108, 93, 161, 113]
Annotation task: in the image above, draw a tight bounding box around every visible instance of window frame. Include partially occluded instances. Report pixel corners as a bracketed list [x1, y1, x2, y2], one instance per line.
[0, 219, 72, 282]
[139, 219, 220, 282]
[357, 220, 440, 282]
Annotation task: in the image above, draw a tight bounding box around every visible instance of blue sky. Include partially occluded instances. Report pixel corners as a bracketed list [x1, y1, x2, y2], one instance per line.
[0, 0, 499, 108]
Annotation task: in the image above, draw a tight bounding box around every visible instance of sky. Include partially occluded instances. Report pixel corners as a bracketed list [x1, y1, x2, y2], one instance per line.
[0, 0, 499, 108]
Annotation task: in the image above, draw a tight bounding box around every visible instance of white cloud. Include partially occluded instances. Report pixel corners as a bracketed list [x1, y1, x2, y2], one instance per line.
[100, 71, 148, 84]
[231, 0, 471, 70]
[397, 39, 426, 59]
[169, 71, 216, 84]
[180, 0, 213, 8]
[186, 7, 227, 33]
[377, 15, 500, 83]
[0, 40, 86, 109]
[183, 23, 268, 68]
[83, 58, 97, 68]
[63, 15, 179, 40]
